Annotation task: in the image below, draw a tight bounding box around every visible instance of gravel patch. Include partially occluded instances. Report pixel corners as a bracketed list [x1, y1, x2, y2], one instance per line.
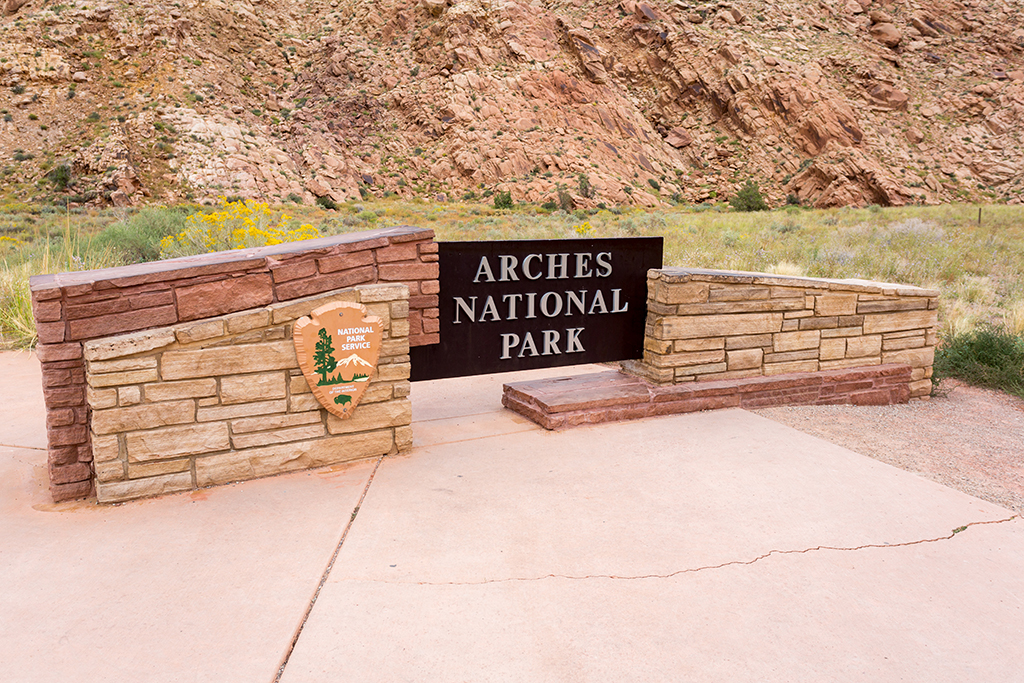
[756, 381, 1024, 515]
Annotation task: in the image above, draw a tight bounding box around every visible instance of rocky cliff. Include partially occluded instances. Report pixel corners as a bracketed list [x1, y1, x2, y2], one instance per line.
[2, 0, 1023, 209]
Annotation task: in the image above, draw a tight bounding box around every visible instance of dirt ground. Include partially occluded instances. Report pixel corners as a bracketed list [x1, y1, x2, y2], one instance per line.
[757, 381, 1024, 515]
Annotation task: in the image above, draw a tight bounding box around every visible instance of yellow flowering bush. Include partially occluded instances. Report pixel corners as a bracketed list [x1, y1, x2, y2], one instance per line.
[0, 236, 25, 253]
[574, 221, 594, 236]
[159, 198, 319, 258]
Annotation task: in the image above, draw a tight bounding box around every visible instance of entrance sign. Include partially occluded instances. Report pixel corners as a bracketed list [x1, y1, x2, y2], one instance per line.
[410, 237, 662, 380]
[294, 302, 383, 418]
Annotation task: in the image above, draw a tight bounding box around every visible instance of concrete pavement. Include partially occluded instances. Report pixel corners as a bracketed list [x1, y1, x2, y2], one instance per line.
[1, 351, 1021, 682]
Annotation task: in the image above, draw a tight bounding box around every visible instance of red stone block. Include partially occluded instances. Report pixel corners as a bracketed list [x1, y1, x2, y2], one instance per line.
[422, 317, 440, 334]
[104, 258, 265, 289]
[31, 285, 62, 302]
[50, 461, 92, 486]
[32, 299, 62, 323]
[423, 307, 439, 318]
[407, 310, 423, 335]
[68, 305, 177, 340]
[390, 230, 434, 243]
[317, 249, 375, 274]
[175, 274, 273, 322]
[269, 258, 317, 284]
[128, 289, 175, 310]
[379, 262, 439, 281]
[419, 242, 439, 254]
[275, 265, 376, 300]
[375, 244, 420, 263]
[63, 283, 98, 298]
[421, 253, 440, 263]
[850, 389, 894, 406]
[51, 479, 93, 502]
[420, 279, 440, 295]
[35, 342, 83, 363]
[36, 320, 65, 343]
[48, 446, 80, 466]
[832, 380, 875, 394]
[49, 424, 88, 447]
[415, 332, 439, 346]
[409, 294, 439, 309]
[42, 385, 85, 408]
[42, 369, 73, 388]
[324, 237, 389, 254]
[65, 297, 130, 320]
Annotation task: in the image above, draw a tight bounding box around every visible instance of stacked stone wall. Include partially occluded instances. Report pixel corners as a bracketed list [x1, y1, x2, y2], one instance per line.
[630, 268, 938, 397]
[30, 226, 437, 502]
[84, 285, 411, 503]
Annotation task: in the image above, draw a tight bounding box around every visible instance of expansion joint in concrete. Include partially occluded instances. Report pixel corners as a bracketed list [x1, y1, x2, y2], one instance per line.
[360, 516, 1020, 587]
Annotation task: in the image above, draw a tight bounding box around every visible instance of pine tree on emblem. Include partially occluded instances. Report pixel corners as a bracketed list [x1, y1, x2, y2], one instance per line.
[314, 328, 338, 385]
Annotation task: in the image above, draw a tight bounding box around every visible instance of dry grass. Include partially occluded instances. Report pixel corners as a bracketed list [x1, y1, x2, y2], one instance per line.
[2, 200, 1023, 347]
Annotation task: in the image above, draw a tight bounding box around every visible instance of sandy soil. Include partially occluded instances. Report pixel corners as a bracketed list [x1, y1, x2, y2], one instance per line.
[757, 381, 1024, 515]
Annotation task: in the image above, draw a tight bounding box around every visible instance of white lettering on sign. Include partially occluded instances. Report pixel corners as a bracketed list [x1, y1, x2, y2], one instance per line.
[472, 252, 613, 283]
[500, 328, 586, 359]
[451, 289, 628, 323]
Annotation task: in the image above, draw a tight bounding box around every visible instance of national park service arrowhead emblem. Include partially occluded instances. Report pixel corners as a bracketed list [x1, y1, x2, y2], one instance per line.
[293, 302, 383, 419]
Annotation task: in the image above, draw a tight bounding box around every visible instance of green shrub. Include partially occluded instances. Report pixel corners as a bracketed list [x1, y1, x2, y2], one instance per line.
[46, 163, 72, 191]
[557, 188, 574, 212]
[493, 190, 513, 209]
[93, 206, 190, 263]
[730, 181, 768, 212]
[577, 173, 594, 198]
[933, 327, 1024, 399]
[315, 195, 338, 210]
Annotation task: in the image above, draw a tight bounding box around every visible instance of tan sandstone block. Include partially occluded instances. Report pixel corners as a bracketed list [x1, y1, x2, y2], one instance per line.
[655, 282, 709, 305]
[763, 359, 818, 375]
[375, 362, 411, 382]
[645, 337, 672, 355]
[231, 424, 326, 449]
[883, 346, 935, 368]
[83, 328, 176, 362]
[195, 430, 393, 486]
[678, 362, 728, 376]
[395, 425, 413, 451]
[144, 379, 218, 402]
[92, 400, 195, 436]
[176, 319, 225, 344]
[648, 349, 725, 368]
[846, 335, 882, 358]
[94, 459, 126, 483]
[389, 318, 410, 338]
[87, 386, 117, 410]
[393, 381, 411, 398]
[390, 300, 410, 319]
[220, 371, 287, 404]
[126, 422, 230, 462]
[88, 357, 158, 374]
[270, 291, 358, 324]
[382, 338, 410, 357]
[773, 330, 820, 352]
[118, 386, 142, 406]
[231, 411, 322, 434]
[819, 338, 846, 361]
[326, 399, 412, 436]
[97, 471, 193, 504]
[708, 286, 770, 302]
[128, 459, 191, 479]
[161, 341, 297, 380]
[815, 294, 858, 316]
[725, 334, 772, 350]
[673, 338, 724, 352]
[198, 399, 287, 422]
[909, 379, 932, 397]
[819, 357, 881, 370]
[727, 348, 763, 371]
[356, 283, 409, 302]
[91, 433, 121, 462]
[658, 313, 783, 339]
[289, 394, 322, 412]
[361, 382, 395, 404]
[862, 310, 938, 335]
[226, 309, 271, 334]
[289, 374, 313, 394]
[88, 368, 159, 388]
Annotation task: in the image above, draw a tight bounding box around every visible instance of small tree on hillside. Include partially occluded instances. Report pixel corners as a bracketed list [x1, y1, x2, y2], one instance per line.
[730, 181, 769, 212]
[314, 328, 338, 385]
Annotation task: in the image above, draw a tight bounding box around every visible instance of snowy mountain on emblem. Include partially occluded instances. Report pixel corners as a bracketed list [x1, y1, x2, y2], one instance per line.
[337, 353, 374, 368]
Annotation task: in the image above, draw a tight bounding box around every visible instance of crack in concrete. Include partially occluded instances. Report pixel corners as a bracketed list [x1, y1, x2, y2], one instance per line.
[355, 516, 1019, 587]
[272, 453, 385, 683]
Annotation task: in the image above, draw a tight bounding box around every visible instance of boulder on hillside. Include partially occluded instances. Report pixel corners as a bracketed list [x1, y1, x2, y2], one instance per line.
[869, 23, 902, 48]
[664, 127, 693, 148]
